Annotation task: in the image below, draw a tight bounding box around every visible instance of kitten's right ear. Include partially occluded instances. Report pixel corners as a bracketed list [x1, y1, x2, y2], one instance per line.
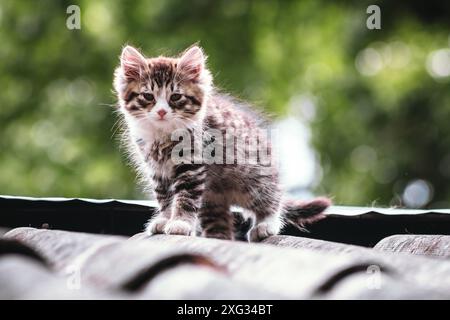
[120, 46, 147, 81]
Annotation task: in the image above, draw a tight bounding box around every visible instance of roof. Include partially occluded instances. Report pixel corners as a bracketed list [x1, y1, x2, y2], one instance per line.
[1, 196, 450, 299]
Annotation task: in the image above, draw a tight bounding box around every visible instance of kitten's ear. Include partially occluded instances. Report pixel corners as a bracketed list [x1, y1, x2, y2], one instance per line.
[120, 46, 147, 80]
[178, 45, 206, 81]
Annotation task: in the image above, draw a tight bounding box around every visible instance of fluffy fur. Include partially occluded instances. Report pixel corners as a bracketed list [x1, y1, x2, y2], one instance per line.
[113, 44, 330, 241]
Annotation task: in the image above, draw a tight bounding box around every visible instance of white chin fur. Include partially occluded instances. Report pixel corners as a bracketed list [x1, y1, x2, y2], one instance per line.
[123, 110, 195, 143]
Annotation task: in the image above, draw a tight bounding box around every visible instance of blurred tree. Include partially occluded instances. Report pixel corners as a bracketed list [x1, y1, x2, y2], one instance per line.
[0, 0, 449, 208]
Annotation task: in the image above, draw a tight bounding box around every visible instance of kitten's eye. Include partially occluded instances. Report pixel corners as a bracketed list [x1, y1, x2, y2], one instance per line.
[143, 93, 154, 101]
[170, 93, 182, 102]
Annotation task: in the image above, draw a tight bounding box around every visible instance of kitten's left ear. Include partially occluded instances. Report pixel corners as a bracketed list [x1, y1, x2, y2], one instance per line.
[178, 45, 206, 81]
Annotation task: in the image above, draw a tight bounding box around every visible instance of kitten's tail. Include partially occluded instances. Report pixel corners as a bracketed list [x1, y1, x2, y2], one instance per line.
[282, 197, 331, 230]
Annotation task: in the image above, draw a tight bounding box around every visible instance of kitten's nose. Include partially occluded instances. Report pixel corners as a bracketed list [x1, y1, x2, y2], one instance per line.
[157, 109, 167, 119]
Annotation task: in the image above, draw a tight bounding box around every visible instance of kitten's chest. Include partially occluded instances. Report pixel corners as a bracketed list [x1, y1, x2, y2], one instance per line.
[150, 140, 176, 163]
[135, 137, 176, 176]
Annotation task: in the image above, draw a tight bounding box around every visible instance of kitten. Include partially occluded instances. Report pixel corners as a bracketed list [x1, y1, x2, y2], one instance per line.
[113, 44, 330, 241]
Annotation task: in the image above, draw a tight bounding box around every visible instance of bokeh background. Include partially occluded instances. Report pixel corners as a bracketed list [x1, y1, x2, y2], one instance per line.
[0, 0, 449, 208]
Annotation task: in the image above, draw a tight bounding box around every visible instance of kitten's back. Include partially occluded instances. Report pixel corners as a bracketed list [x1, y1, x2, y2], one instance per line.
[208, 92, 270, 130]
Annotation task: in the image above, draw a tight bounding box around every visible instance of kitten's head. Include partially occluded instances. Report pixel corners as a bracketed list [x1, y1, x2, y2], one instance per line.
[114, 45, 212, 135]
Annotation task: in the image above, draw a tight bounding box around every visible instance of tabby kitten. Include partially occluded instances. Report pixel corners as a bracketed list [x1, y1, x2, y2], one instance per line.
[114, 44, 330, 241]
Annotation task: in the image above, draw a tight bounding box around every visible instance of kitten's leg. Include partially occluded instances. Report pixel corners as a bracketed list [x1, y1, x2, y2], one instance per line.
[249, 208, 282, 242]
[247, 186, 283, 242]
[146, 174, 172, 235]
[164, 164, 206, 236]
[199, 193, 234, 240]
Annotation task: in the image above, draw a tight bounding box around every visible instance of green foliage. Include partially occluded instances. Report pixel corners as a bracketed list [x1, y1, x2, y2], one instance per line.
[0, 0, 449, 207]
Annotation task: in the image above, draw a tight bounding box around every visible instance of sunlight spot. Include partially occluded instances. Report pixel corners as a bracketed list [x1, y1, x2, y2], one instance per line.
[402, 179, 433, 208]
[355, 48, 383, 76]
[426, 49, 450, 79]
[386, 41, 411, 69]
[31, 120, 58, 148]
[65, 78, 95, 105]
[273, 117, 317, 196]
[85, 2, 113, 37]
[288, 94, 316, 122]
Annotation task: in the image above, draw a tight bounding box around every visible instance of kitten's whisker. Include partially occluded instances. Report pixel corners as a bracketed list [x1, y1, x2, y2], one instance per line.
[99, 102, 118, 109]
[111, 117, 124, 139]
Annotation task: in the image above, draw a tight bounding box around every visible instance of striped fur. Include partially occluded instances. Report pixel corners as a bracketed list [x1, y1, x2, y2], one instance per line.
[114, 45, 330, 241]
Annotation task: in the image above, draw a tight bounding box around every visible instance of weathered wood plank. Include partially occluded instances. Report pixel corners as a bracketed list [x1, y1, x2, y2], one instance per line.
[374, 235, 450, 258]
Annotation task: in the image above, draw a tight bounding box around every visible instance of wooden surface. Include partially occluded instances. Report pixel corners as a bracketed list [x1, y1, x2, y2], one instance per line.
[374, 234, 450, 258]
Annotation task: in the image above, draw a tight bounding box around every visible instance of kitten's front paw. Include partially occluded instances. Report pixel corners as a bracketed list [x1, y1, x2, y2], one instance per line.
[249, 222, 280, 242]
[164, 219, 194, 236]
[146, 216, 169, 235]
